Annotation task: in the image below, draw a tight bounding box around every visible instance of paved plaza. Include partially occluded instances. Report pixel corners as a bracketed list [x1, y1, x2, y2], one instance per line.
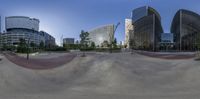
[0, 52, 200, 99]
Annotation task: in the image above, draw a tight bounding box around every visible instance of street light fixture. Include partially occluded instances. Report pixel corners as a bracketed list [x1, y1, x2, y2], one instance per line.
[110, 22, 120, 53]
[27, 37, 30, 60]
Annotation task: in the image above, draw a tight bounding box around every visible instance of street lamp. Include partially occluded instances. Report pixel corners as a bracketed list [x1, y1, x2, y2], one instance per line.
[110, 22, 120, 53]
[26, 37, 30, 60]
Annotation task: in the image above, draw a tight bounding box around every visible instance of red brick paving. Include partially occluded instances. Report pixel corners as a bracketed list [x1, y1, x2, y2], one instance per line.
[4, 52, 76, 70]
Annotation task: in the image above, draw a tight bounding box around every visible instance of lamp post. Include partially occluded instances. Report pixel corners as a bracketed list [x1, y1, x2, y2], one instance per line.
[110, 22, 120, 53]
[27, 37, 30, 60]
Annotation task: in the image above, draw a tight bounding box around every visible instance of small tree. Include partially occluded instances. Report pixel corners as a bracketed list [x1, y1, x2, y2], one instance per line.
[113, 38, 117, 49]
[109, 38, 117, 53]
[91, 42, 96, 50]
[80, 30, 90, 56]
[39, 41, 45, 51]
[101, 40, 109, 48]
[17, 38, 27, 53]
[30, 41, 36, 52]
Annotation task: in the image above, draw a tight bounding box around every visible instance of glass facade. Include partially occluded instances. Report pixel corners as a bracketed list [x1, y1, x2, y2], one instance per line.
[6, 16, 39, 31]
[4, 29, 44, 46]
[132, 6, 148, 22]
[171, 9, 200, 51]
[161, 33, 173, 43]
[89, 24, 114, 46]
[131, 6, 163, 51]
[1, 16, 55, 47]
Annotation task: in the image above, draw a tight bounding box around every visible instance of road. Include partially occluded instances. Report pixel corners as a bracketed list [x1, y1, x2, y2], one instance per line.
[0, 53, 200, 99]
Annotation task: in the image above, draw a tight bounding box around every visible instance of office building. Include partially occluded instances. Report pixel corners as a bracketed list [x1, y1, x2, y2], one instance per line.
[131, 6, 163, 51]
[159, 33, 174, 51]
[1, 16, 55, 48]
[171, 9, 200, 51]
[89, 24, 114, 47]
[125, 19, 134, 48]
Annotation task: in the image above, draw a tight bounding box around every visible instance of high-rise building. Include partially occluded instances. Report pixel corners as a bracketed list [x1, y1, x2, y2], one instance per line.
[131, 6, 163, 51]
[171, 9, 200, 51]
[88, 24, 114, 47]
[125, 19, 134, 48]
[1, 16, 55, 47]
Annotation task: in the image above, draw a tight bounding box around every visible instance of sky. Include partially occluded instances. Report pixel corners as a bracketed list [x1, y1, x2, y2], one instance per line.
[0, 0, 200, 45]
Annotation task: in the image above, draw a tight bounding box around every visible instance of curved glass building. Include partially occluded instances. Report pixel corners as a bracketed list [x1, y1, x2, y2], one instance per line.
[171, 9, 200, 51]
[1, 16, 55, 47]
[131, 6, 163, 51]
[89, 24, 114, 47]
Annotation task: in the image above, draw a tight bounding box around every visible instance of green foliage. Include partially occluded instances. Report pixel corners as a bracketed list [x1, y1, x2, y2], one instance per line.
[80, 30, 90, 44]
[17, 38, 27, 53]
[16, 38, 36, 53]
[39, 41, 45, 50]
[101, 40, 109, 48]
[63, 44, 80, 50]
[113, 38, 117, 49]
[90, 42, 96, 49]
[45, 46, 67, 51]
[80, 30, 90, 51]
[108, 38, 118, 53]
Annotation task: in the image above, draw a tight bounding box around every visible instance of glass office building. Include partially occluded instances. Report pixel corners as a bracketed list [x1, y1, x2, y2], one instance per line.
[171, 9, 200, 51]
[159, 33, 174, 51]
[89, 24, 114, 47]
[1, 16, 55, 47]
[131, 6, 163, 51]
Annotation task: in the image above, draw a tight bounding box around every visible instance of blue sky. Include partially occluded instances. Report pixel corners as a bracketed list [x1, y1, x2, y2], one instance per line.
[0, 0, 200, 45]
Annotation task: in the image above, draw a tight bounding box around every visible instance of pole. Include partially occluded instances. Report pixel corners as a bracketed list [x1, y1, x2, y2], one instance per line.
[180, 10, 182, 51]
[110, 22, 120, 53]
[27, 38, 30, 60]
[153, 14, 155, 51]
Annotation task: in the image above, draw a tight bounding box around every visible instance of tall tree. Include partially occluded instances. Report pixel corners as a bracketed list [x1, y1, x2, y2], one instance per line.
[80, 30, 90, 56]
[17, 38, 26, 53]
[80, 30, 90, 45]
[91, 42, 96, 49]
